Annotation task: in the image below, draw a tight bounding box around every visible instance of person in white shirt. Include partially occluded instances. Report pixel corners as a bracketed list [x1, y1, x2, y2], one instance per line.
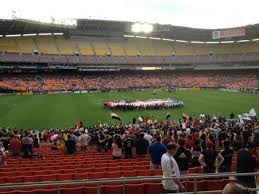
[79, 131, 91, 152]
[144, 131, 153, 146]
[161, 142, 185, 193]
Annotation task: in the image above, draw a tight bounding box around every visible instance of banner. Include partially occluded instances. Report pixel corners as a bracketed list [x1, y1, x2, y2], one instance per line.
[212, 27, 246, 39]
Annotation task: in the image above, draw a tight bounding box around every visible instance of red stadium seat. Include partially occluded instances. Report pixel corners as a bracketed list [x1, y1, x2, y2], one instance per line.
[38, 189, 58, 194]
[105, 171, 121, 178]
[206, 180, 224, 191]
[137, 170, 151, 177]
[125, 184, 145, 194]
[74, 173, 88, 180]
[57, 173, 75, 181]
[39, 175, 57, 182]
[88, 172, 105, 179]
[23, 176, 40, 183]
[103, 185, 123, 194]
[5, 176, 23, 183]
[153, 169, 163, 176]
[122, 170, 137, 177]
[60, 187, 84, 194]
[144, 183, 163, 194]
[83, 186, 100, 194]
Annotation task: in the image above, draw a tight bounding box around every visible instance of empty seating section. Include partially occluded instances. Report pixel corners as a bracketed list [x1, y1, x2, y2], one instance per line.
[91, 40, 109, 55]
[0, 38, 18, 53]
[171, 42, 194, 55]
[124, 39, 139, 56]
[16, 37, 37, 53]
[35, 37, 59, 55]
[0, 36, 259, 56]
[55, 37, 77, 55]
[135, 39, 157, 56]
[107, 40, 126, 56]
[76, 40, 95, 55]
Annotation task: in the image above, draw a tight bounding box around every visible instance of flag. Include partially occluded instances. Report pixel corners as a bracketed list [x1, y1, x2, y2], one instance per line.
[110, 112, 121, 121]
[76, 120, 82, 129]
[166, 112, 171, 119]
[249, 108, 256, 117]
[136, 116, 144, 123]
[183, 113, 190, 123]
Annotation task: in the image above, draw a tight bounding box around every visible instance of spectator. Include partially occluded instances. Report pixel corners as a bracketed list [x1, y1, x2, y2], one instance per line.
[65, 135, 76, 154]
[10, 135, 22, 157]
[237, 142, 258, 194]
[162, 131, 174, 146]
[219, 140, 233, 172]
[161, 142, 185, 193]
[223, 182, 249, 194]
[135, 133, 149, 157]
[185, 135, 194, 150]
[199, 140, 224, 173]
[191, 139, 202, 167]
[124, 133, 134, 159]
[112, 136, 122, 159]
[0, 142, 6, 165]
[79, 131, 91, 152]
[174, 138, 192, 174]
[21, 132, 34, 158]
[144, 130, 153, 146]
[149, 136, 166, 169]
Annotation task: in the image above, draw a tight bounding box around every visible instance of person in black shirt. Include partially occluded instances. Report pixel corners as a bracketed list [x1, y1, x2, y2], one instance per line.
[124, 134, 134, 159]
[191, 139, 202, 167]
[219, 140, 233, 172]
[175, 138, 192, 174]
[237, 142, 258, 194]
[199, 140, 224, 173]
[135, 133, 149, 157]
[65, 135, 76, 154]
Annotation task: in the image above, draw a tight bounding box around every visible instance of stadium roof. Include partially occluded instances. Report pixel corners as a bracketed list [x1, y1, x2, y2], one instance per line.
[1, 18, 259, 41]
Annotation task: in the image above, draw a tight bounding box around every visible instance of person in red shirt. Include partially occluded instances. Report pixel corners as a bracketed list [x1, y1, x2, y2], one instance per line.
[10, 135, 22, 156]
[162, 132, 174, 146]
[185, 135, 194, 150]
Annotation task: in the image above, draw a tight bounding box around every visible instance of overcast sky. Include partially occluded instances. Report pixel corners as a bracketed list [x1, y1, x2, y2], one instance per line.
[1, 0, 259, 29]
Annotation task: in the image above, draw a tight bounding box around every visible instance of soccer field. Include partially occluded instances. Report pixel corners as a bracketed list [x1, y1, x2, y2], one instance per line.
[0, 90, 258, 129]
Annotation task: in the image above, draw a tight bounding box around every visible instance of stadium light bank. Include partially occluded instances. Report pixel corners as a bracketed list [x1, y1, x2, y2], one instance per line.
[131, 23, 153, 33]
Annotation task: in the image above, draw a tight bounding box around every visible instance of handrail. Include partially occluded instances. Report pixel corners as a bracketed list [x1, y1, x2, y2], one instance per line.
[0, 172, 258, 189]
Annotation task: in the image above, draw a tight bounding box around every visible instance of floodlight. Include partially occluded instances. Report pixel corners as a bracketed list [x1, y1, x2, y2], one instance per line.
[131, 23, 153, 33]
[132, 23, 142, 33]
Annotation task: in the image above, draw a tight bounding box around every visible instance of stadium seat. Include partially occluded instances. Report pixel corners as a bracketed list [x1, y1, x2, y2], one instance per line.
[153, 169, 163, 176]
[103, 185, 123, 194]
[23, 176, 40, 183]
[125, 184, 145, 194]
[206, 180, 224, 191]
[88, 172, 105, 179]
[144, 183, 163, 194]
[137, 170, 151, 177]
[74, 173, 88, 180]
[122, 170, 137, 177]
[105, 171, 121, 178]
[83, 186, 101, 194]
[5, 176, 23, 183]
[38, 189, 58, 194]
[60, 187, 84, 194]
[57, 173, 75, 181]
[39, 175, 57, 182]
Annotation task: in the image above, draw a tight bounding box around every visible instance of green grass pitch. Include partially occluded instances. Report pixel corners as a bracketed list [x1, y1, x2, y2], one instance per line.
[0, 90, 258, 129]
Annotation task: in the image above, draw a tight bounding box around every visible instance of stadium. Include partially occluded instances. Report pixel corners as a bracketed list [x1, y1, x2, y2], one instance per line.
[0, 2, 259, 194]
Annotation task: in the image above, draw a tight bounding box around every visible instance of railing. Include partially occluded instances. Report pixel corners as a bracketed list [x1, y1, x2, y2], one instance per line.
[0, 172, 258, 194]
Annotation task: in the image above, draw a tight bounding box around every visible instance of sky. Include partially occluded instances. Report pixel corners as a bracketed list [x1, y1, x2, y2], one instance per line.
[0, 0, 259, 29]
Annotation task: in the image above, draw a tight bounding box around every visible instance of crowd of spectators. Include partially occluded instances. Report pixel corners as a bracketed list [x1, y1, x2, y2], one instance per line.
[0, 112, 258, 192]
[0, 70, 258, 92]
